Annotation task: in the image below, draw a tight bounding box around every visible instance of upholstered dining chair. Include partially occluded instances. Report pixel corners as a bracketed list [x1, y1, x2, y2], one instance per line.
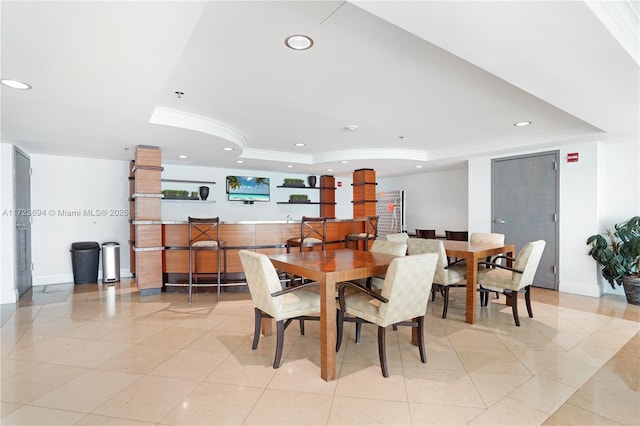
[407, 238, 467, 319]
[336, 253, 438, 377]
[344, 239, 409, 343]
[445, 230, 468, 241]
[385, 232, 409, 243]
[444, 230, 468, 264]
[345, 215, 379, 251]
[284, 216, 327, 286]
[238, 250, 320, 368]
[286, 216, 327, 253]
[415, 229, 436, 239]
[470, 232, 505, 300]
[357, 239, 409, 290]
[188, 217, 226, 303]
[470, 232, 505, 250]
[477, 240, 546, 326]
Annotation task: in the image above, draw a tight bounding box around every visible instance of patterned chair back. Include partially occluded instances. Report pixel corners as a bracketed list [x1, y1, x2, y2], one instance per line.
[513, 240, 546, 289]
[385, 233, 409, 243]
[407, 238, 450, 284]
[239, 250, 285, 317]
[377, 253, 438, 326]
[370, 239, 407, 256]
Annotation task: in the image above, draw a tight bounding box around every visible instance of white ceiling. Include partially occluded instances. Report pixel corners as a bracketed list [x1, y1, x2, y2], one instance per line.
[1, 1, 638, 178]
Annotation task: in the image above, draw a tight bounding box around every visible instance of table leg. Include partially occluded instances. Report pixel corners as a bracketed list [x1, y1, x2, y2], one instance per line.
[465, 253, 479, 324]
[320, 275, 337, 381]
[261, 319, 272, 336]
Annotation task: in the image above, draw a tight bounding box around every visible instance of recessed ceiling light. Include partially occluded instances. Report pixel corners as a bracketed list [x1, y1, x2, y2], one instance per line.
[174, 91, 184, 98]
[326, 168, 333, 172]
[344, 125, 359, 132]
[294, 143, 305, 147]
[514, 121, 531, 127]
[415, 165, 423, 168]
[177, 154, 188, 159]
[222, 147, 234, 151]
[1, 79, 31, 90]
[286, 165, 294, 168]
[285, 34, 314, 50]
[235, 160, 244, 164]
[340, 160, 349, 164]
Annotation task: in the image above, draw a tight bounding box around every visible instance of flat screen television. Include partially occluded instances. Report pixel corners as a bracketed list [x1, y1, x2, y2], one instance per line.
[226, 176, 270, 202]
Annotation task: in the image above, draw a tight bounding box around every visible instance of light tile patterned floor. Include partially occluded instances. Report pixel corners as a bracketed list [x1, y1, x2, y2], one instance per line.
[1, 279, 638, 425]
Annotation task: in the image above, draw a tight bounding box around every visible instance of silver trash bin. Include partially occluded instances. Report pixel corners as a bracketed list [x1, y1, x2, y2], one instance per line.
[102, 242, 120, 283]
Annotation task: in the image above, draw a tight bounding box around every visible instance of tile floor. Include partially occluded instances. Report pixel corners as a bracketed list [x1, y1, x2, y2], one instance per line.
[1, 279, 638, 425]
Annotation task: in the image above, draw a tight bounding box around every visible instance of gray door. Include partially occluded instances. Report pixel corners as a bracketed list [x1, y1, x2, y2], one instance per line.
[492, 151, 559, 290]
[15, 148, 32, 297]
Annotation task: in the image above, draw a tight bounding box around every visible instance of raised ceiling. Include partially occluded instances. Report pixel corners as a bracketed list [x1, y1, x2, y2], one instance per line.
[1, 1, 638, 177]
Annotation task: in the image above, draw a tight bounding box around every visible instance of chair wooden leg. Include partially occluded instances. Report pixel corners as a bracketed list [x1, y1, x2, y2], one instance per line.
[525, 285, 533, 318]
[273, 320, 285, 368]
[442, 286, 450, 319]
[480, 289, 489, 307]
[299, 319, 305, 335]
[417, 316, 427, 364]
[431, 285, 437, 302]
[252, 308, 262, 350]
[365, 277, 373, 289]
[510, 291, 521, 326]
[336, 308, 344, 352]
[188, 250, 193, 304]
[216, 248, 221, 302]
[355, 322, 362, 343]
[378, 326, 389, 378]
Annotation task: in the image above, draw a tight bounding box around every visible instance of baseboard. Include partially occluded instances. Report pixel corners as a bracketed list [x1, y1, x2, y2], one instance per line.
[33, 273, 74, 286]
[0, 289, 18, 305]
[558, 282, 603, 297]
[33, 269, 132, 286]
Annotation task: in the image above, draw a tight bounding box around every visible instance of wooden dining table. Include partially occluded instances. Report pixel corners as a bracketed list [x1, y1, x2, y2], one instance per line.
[442, 240, 516, 324]
[268, 248, 399, 381]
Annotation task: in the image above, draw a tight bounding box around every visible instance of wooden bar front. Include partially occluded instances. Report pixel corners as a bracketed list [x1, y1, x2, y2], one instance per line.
[162, 220, 365, 275]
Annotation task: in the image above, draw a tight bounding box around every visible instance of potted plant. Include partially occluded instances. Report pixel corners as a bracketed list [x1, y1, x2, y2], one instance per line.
[283, 178, 305, 187]
[289, 194, 309, 203]
[587, 216, 640, 305]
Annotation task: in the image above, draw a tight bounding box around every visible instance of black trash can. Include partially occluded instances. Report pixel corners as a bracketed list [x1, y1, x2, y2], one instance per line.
[70, 242, 100, 284]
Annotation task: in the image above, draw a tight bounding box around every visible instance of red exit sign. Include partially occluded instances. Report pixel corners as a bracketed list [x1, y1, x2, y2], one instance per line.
[567, 152, 579, 162]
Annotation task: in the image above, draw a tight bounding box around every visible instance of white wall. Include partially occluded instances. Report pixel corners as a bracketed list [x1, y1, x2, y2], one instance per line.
[26, 157, 353, 289]
[6, 140, 637, 301]
[600, 140, 640, 296]
[30, 155, 132, 285]
[0, 143, 18, 304]
[468, 140, 639, 297]
[161, 164, 353, 222]
[378, 167, 468, 235]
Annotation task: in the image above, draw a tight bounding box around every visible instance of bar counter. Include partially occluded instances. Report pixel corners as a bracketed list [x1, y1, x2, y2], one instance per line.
[160, 218, 365, 276]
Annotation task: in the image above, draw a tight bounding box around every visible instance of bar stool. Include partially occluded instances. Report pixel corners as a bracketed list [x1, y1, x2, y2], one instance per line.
[345, 215, 378, 251]
[188, 217, 226, 303]
[285, 216, 327, 287]
[286, 216, 327, 252]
